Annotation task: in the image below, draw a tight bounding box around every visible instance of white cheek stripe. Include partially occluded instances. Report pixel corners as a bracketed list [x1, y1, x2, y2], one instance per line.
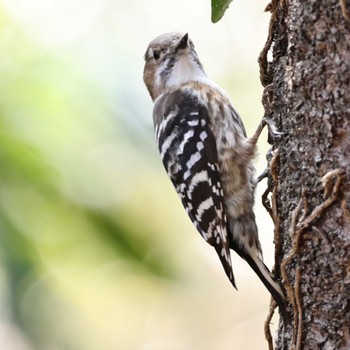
[166, 55, 207, 87]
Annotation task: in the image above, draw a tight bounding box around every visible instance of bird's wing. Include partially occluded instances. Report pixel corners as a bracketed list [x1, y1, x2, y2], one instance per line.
[154, 89, 236, 288]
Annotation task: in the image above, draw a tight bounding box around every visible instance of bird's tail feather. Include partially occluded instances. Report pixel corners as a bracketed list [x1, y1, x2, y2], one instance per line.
[214, 246, 237, 290]
[244, 252, 290, 325]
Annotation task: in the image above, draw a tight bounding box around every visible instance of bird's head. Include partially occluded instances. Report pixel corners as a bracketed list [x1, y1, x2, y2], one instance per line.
[143, 32, 205, 101]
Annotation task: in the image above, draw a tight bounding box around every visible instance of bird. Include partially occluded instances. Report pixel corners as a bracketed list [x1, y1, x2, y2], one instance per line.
[143, 32, 288, 323]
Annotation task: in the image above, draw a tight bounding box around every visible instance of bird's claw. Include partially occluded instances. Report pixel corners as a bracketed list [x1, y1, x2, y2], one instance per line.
[262, 117, 285, 138]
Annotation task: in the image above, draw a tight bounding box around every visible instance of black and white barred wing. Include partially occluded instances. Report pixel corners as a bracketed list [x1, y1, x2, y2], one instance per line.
[154, 91, 236, 288]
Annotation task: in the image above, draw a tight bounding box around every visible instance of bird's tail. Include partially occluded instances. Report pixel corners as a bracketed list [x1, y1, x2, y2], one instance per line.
[243, 251, 290, 325]
[214, 245, 238, 290]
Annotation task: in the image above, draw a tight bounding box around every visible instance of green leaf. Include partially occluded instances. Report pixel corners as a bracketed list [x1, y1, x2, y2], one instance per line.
[211, 0, 233, 23]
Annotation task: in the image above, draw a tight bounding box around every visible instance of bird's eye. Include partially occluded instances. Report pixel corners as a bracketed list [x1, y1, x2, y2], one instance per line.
[153, 51, 160, 60]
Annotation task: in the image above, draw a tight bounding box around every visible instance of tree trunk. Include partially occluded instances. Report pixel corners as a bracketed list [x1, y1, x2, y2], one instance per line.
[259, 1, 350, 349]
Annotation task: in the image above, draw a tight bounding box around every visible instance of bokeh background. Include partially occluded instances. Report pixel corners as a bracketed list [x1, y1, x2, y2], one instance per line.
[0, 1, 279, 349]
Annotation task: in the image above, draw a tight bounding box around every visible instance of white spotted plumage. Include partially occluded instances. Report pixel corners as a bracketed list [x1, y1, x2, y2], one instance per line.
[143, 32, 289, 324]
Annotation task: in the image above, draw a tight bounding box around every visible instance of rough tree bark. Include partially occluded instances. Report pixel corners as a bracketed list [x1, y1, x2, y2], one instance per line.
[259, 1, 350, 349]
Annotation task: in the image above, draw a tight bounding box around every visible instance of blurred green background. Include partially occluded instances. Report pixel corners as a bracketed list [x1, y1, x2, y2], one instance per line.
[0, 1, 278, 349]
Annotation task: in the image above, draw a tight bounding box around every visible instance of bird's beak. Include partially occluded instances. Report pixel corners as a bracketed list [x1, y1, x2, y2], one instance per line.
[176, 33, 189, 52]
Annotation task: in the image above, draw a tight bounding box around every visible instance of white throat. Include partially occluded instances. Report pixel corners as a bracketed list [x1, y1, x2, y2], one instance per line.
[164, 55, 207, 88]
